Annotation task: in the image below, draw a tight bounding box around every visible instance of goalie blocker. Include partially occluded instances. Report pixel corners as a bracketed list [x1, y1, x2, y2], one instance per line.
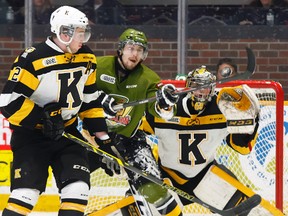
[217, 84, 260, 134]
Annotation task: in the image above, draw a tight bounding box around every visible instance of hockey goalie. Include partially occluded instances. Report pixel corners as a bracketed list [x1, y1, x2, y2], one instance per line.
[141, 65, 283, 215]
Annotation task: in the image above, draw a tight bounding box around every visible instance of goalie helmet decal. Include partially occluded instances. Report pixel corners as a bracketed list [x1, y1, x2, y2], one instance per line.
[186, 65, 216, 111]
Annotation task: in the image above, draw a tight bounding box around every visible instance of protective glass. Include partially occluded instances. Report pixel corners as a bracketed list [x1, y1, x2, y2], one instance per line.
[60, 25, 91, 43]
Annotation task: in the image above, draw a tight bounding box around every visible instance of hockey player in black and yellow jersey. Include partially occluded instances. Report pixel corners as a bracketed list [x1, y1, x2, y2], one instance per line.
[0, 6, 113, 216]
[143, 66, 266, 215]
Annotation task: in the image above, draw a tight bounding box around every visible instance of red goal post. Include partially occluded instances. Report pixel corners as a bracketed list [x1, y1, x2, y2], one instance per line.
[161, 79, 285, 213]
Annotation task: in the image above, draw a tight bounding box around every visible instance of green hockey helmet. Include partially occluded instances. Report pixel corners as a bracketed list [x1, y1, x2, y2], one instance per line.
[118, 28, 148, 60]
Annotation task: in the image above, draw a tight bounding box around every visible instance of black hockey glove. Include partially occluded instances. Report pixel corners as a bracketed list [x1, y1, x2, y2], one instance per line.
[100, 94, 117, 116]
[156, 84, 179, 109]
[95, 137, 121, 176]
[42, 102, 64, 141]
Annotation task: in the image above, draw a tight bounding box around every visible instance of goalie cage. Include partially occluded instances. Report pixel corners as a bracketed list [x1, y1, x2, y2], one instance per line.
[85, 80, 287, 216]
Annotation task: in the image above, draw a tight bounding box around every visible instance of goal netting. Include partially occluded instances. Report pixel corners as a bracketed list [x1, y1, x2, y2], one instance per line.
[85, 80, 287, 215]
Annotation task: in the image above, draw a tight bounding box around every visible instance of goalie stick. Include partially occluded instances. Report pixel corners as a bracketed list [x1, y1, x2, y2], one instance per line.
[63, 132, 261, 216]
[113, 47, 256, 111]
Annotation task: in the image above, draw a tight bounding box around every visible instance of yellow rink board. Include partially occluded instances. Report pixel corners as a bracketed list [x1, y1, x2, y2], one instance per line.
[0, 194, 60, 211]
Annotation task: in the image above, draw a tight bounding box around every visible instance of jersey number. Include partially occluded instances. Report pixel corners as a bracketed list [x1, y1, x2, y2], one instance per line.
[178, 133, 206, 166]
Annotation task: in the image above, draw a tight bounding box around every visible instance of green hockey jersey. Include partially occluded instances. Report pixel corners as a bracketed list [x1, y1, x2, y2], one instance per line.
[96, 56, 161, 137]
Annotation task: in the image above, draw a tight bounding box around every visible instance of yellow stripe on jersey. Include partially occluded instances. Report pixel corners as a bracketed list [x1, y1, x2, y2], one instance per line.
[6, 203, 32, 215]
[85, 67, 97, 86]
[32, 53, 96, 71]
[166, 205, 182, 216]
[155, 114, 226, 126]
[60, 202, 86, 212]
[64, 117, 77, 127]
[77, 53, 96, 63]
[10, 68, 39, 91]
[228, 132, 257, 155]
[161, 165, 188, 185]
[7, 98, 35, 126]
[79, 108, 105, 119]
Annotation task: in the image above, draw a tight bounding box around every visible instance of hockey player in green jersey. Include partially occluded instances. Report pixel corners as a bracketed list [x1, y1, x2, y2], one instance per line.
[86, 28, 183, 215]
[0, 6, 115, 216]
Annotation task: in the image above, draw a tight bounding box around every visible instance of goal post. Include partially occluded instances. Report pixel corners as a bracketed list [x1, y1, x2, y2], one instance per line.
[85, 80, 287, 215]
[217, 80, 284, 212]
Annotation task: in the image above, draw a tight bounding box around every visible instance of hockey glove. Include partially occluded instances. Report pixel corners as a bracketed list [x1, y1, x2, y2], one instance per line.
[95, 137, 121, 176]
[156, 84, 179, 109]
[217, 84, 260, 134]
[101, 93, 118, 116]
[42, 102, 64, 141]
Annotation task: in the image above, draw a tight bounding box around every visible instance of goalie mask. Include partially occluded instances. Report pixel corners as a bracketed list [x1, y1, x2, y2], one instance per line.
[118, 28, 148, 61]
[186, 66, 216, 111]
[50, 6, 91, 50]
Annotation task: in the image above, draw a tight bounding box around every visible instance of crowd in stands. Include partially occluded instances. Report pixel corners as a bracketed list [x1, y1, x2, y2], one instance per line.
[1, 0, 288, 26]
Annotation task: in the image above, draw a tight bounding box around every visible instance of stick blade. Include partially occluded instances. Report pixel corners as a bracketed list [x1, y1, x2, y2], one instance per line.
[232, 194, 262, 215]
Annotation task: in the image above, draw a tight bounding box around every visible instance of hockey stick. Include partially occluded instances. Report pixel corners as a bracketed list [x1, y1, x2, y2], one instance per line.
[113, 147, 154, 216]
[80, 129, 153, 216]
[63, 132, 261, 216]
[113, 47, 256, 111]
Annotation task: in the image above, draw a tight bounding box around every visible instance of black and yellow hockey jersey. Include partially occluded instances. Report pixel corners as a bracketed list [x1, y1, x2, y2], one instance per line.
[0, 37, 107, 133]
[144, 94, 258, 179]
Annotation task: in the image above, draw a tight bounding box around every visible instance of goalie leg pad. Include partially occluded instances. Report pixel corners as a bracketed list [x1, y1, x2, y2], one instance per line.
[193, 165, 238, 210]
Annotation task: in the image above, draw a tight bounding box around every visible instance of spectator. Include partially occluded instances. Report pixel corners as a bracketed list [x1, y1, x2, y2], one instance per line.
[82, 0, 125, 25]
[216, 58, 238, 80]
[5, 0, 54, 24]
[33, 0, 54, 24]
[233, 0, 288, 25]
[5, 0, 24, 24]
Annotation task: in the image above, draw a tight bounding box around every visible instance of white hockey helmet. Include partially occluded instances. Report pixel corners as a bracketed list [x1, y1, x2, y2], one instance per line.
[186, 65, 216, 111]
[50, 6, 91, 45]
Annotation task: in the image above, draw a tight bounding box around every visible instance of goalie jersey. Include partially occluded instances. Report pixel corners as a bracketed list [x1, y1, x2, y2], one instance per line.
[0, 37, 107, 134]
[144, 94, 258, 179]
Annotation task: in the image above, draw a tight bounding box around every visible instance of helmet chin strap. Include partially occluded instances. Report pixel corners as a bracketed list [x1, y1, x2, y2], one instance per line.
[66, 45, 73, 54]
[56, 34, 73, 53]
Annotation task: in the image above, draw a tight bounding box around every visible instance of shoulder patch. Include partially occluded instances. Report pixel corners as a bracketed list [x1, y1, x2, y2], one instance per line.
[21, 47, 36, 58]
[100, 74, 115, 84]
[43, 57, 57, 66]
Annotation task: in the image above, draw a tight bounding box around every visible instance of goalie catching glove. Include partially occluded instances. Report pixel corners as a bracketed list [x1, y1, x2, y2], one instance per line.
[217, 84, 260, 134]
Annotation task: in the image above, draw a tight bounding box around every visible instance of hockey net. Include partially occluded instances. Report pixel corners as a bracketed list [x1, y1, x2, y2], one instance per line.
[85, 80, 287, 215]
